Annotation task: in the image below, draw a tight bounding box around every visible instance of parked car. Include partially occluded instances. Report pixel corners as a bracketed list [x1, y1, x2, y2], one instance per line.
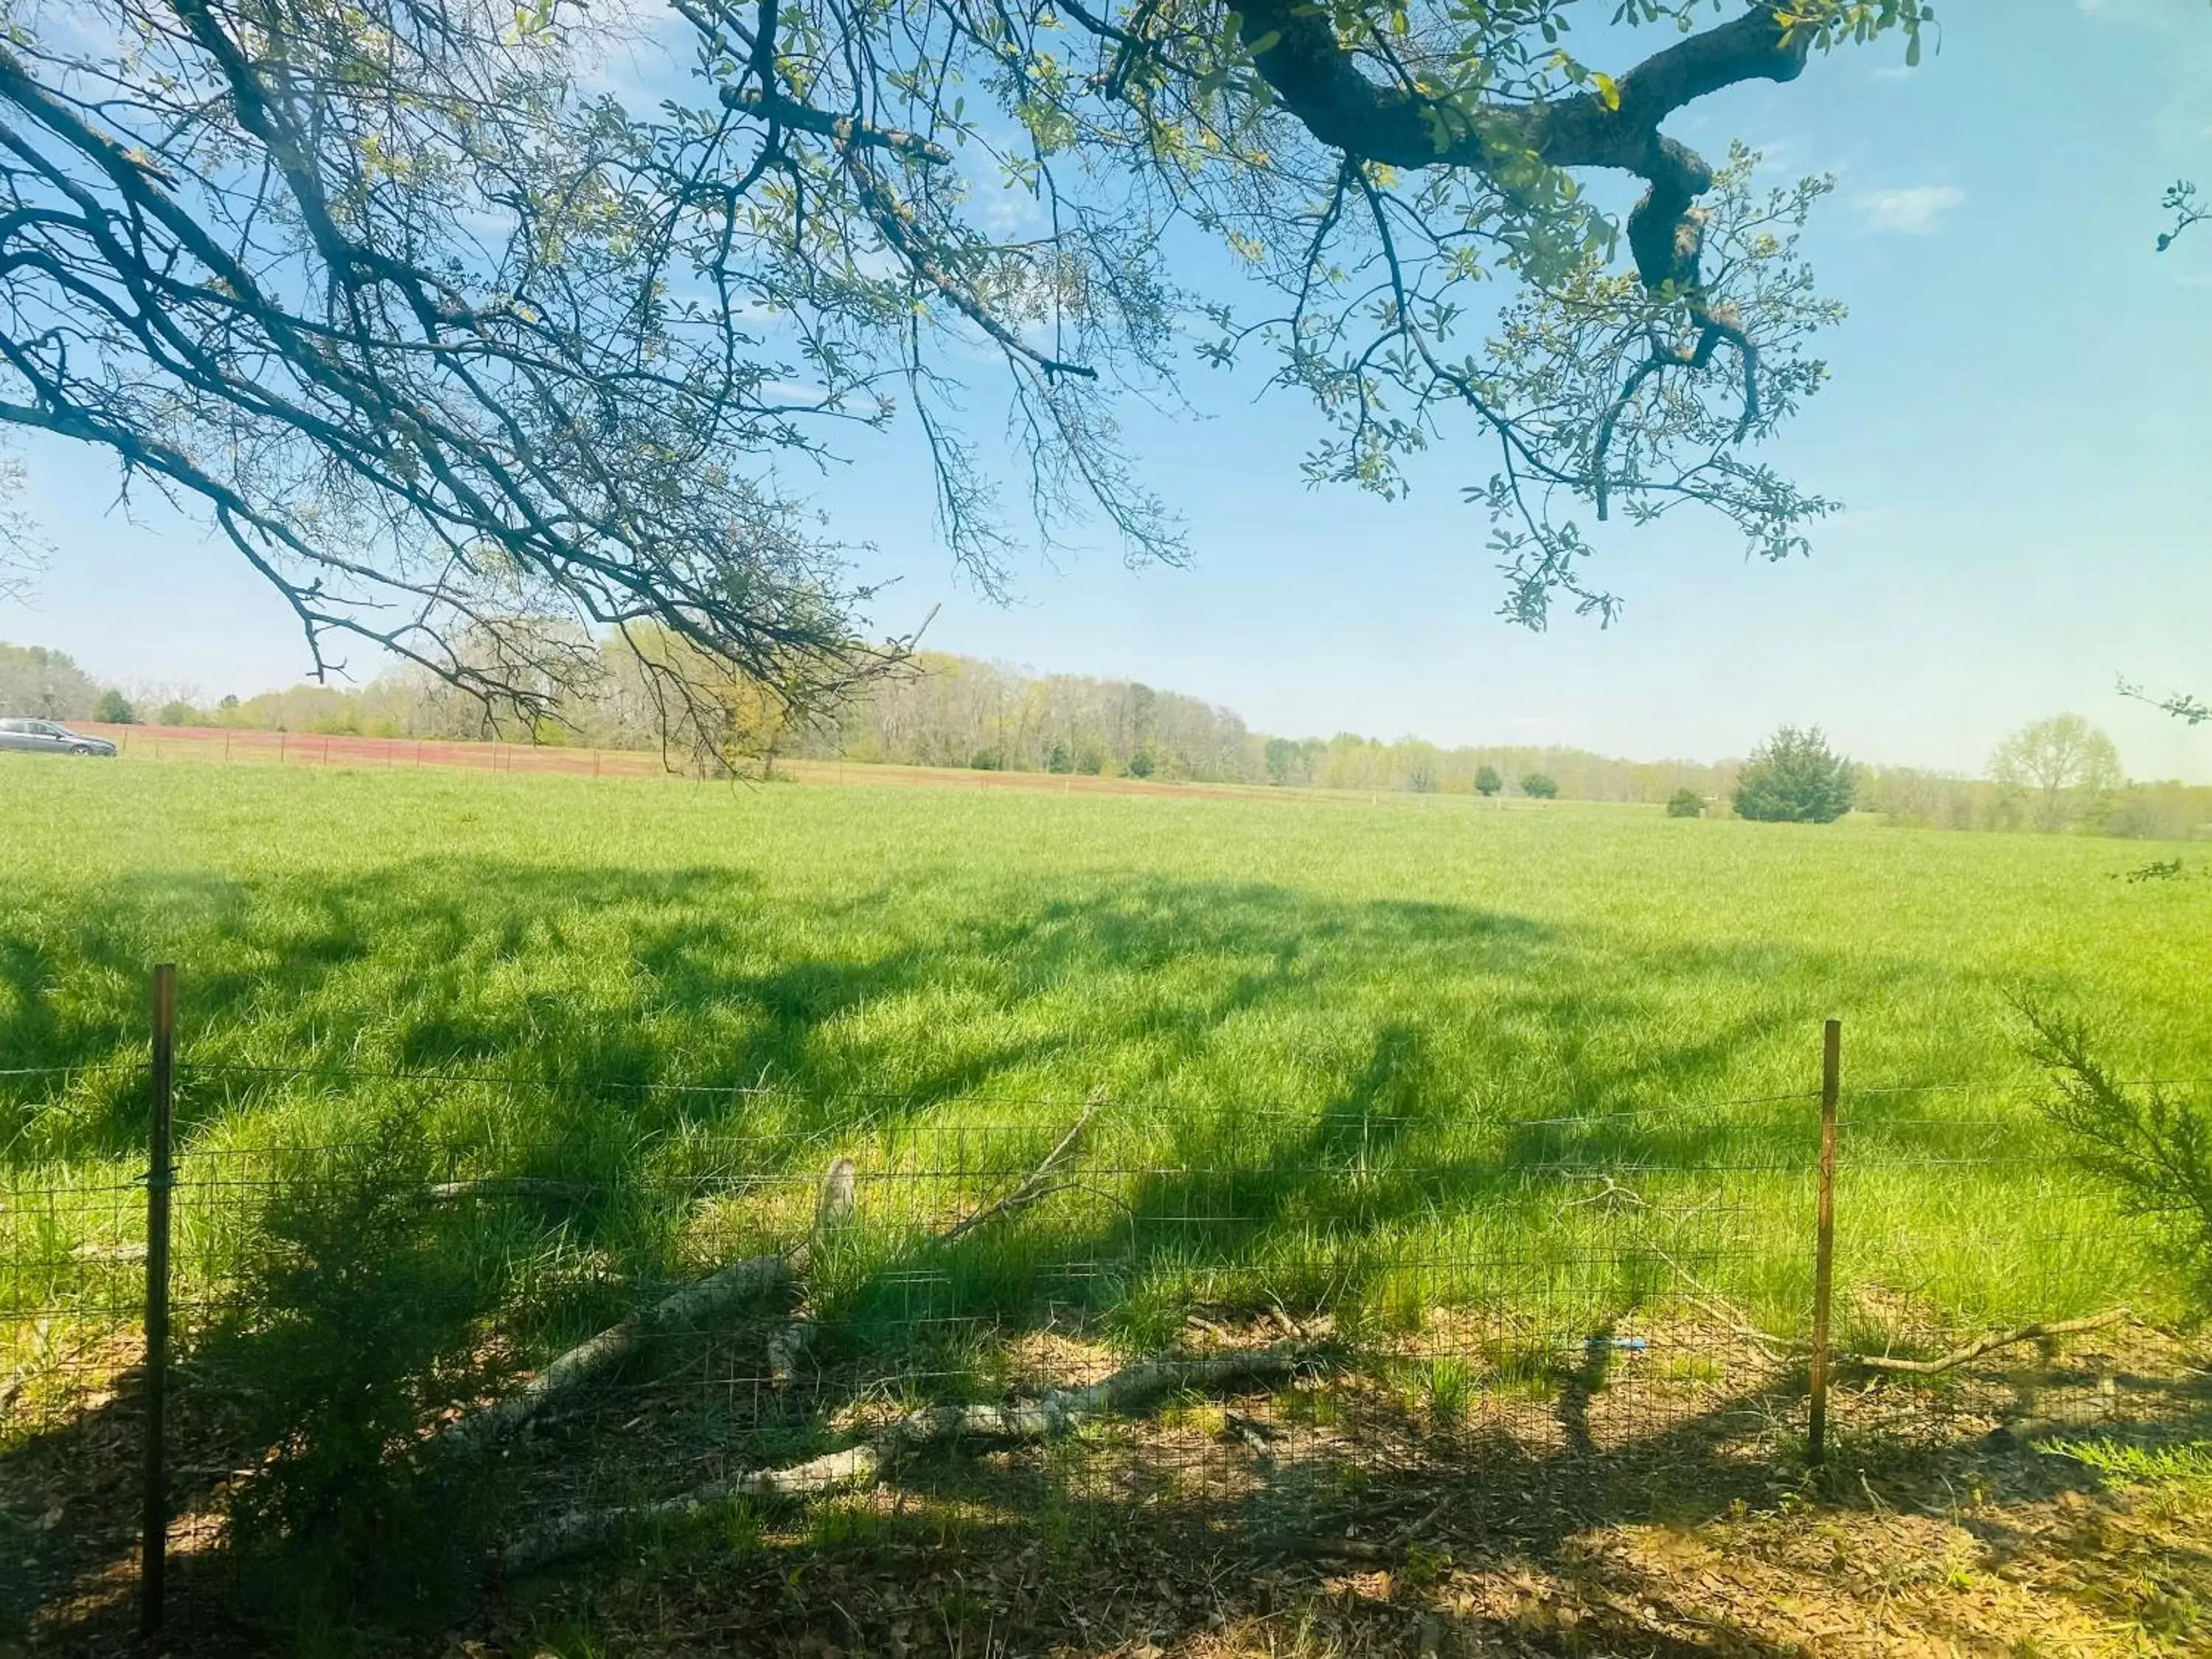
[0, 717, 119, 756]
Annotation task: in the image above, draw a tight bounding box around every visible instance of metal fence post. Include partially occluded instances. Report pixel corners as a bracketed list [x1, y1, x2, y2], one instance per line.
[142, 963, 177, 1638]
[1808, 1017, 1840, 1465]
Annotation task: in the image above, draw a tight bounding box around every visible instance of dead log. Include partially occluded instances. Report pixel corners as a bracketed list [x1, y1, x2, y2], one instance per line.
[443, 1251, 796, 1452]
[453, 1102, 1110, 1453]
[502, 1343, 1310, 1569]
[1847, 1309, 2132, 1377]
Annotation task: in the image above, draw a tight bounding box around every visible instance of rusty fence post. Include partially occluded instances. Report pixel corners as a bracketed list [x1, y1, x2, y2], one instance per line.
[1807, 1017, 1841, 1465]
[142, 963, 177, 1638]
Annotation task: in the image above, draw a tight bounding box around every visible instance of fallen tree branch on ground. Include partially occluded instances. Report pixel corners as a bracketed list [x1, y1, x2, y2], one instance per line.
[1649, 1248, 1804, 1361]
[443, 1251, 797, 1453]
[502, 1343, 1313, 1568]
[452, 1099, 1113, 1450]
[1645, 1253, 2138, 1383]
[1847, 1310, 2133, 1377]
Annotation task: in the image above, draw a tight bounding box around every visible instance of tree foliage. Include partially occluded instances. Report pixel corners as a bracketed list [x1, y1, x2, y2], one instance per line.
[1519, 770, 1559, 799]
[2158, 181, 2206, 254]
[1665, 785, 1703, 818]
[1731, 723, 1851, 822]
[2122, 680, 2209, 729]
[2023, 1000, 2212, 1304]
[1474, 765, 1503, 798]
[0, 640, 107, 717]
[0, 0, 1931, 727]
[1988, 713, 2122, 834]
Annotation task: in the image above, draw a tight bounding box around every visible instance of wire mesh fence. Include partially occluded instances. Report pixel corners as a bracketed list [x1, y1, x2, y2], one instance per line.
[4, 1012, 2203, 1650]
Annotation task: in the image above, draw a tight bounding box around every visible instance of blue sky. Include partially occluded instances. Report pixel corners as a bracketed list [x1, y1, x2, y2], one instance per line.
[4, 0, 2208, 779]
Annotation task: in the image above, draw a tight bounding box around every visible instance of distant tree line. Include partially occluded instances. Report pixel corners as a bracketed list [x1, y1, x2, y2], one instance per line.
[9, 638, 2206, 838]
[0, 643, 135, 724]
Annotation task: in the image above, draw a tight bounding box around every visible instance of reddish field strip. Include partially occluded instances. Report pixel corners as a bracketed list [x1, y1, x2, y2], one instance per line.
[71, 723, 1301, 803]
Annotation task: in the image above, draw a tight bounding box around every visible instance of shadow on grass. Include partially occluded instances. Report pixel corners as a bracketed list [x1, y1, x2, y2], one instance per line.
[2, 863, 1874, 1347]
[0, 865, 2087, 1650]
[2, 859, 1948, 1164]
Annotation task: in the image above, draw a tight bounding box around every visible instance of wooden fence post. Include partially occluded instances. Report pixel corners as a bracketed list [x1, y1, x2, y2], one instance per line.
[142, 964, 177, 1638]
[1808, 1017, 1840, 1465]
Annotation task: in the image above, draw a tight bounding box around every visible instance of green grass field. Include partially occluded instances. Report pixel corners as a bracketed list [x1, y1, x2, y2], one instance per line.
[4, 753, 2207, 1355]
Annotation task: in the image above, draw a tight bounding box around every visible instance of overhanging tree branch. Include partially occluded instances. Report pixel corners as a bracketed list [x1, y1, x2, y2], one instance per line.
[1234, 1, 1810, 292]
[0, 0, 1910, 662]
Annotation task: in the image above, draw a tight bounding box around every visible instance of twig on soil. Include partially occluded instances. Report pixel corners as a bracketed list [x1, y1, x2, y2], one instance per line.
[1649, 1248, 1804, 1361]
[502, 1343, 1314, 1568]
[1848, 1309, 2132, 1377]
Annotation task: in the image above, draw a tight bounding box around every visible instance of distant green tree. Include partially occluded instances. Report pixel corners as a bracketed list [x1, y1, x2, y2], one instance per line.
[1989, 714, 2122, 833]
[157, 700, 197, 726]
[1666, 787, 1705, 818]
[2023, 1001, 2212, 1304]
[1520, 771, 1559, 800]
[0, 642, 102, 719]
[1045, 742, 1074, 774]
[1263, 737, 1301, 787]
[968, 748, 1003, 771]
[94, 689, 137, 724]
[1732, 726, 1854, 823]
[1125, 748, 1155, 779]
[1475, 765, 1503, 798]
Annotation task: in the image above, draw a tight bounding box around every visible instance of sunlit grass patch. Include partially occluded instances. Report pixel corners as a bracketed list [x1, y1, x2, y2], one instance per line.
[1, 757, 2205, 1368]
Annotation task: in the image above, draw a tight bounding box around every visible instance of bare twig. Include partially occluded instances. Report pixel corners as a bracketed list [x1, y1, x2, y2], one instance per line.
[1849, 1310, 2132, 1377]
[427, 1177, 586, 1203]
[938, 1089, 1107, 1244]
[1649, 1247, 1803, 1360]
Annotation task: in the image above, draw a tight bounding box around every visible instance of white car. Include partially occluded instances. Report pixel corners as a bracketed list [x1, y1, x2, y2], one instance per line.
[0, 717, 119, 756]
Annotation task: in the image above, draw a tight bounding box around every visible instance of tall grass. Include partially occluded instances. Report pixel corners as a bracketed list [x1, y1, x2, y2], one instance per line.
[2, 756, 2205, 1347]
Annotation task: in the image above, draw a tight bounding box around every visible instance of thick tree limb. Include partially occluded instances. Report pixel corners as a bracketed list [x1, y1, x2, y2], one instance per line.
[1234, 1, 1809, 293]
[501, 1343, 1312, 1568]
[717, 87, 954, 166]
[428, 1177, 588, 1203]
[1848, 1310, 2134, 1378]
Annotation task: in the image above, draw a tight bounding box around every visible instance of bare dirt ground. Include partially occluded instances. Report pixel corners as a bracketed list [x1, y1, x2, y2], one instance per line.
[9, 1315, 2208, 1655]
[462, 1316, 2211, 1659]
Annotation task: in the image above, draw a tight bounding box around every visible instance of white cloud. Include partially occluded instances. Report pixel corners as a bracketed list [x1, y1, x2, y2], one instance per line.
[1854, 184, 1967, 235]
